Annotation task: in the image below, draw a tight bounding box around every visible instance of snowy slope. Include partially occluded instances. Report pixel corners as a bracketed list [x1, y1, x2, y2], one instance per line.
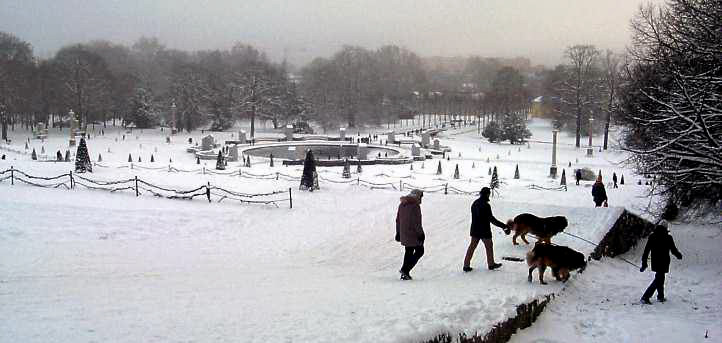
[509, 223, 722, 343]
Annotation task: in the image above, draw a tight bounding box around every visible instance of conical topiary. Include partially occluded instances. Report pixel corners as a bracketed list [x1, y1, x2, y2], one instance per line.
[514, 164, 519, 179]
[568, 161, 572, 167]
[150, 154, 155, 163]
[25, 141, 28, 150]
[560, 169, 567, 186]
[196, 156, 201, 164]
[56, 150, 63, 161]
[620, 175, 625, 185]
[453, 164, 460, 179]
[64, 150, 70, 162]
[436, 161, 442, 175]
[31, 148, 37, 160]
[490, 166, 500, 192]
[342, 159, 351, 178]
[410, 163, 414, 171]
[300, 150, 320, 191]
[471, 162, 475, 169]
[245, 155, 252, 168]
[41, 146, 45, 154]
[488, 167, 492, 175]
[98, 153, 102, 162]
[128, 154, 133, 162]
[138, 156, 142, 163]
[74, 138, 92, 173]
[216, 150, 225, 170]
[269, 153, 274, 167]
[356, 160, 362, 174]
[421, 161, 424, 169]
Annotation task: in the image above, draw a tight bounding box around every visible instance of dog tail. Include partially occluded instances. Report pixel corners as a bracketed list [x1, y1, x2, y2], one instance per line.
[526, 249, 536, 267]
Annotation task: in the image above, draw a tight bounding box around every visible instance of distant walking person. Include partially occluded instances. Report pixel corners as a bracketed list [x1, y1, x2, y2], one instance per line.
[463, 187, 508, 272]
[640, 223, 683, 304]
[575, 169, 582, 185]
[591, 175, 608, 207]
[612, 172, 618, 188]
[395, 189, 425, 280]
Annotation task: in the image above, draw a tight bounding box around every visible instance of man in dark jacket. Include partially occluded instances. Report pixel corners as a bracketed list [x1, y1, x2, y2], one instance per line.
[575, 169, 582, 185]
[395, 189, 425, 280]
[612, 172, 618, 188]
[640, 223, 683, 304]
[463, 187, 508, 271]
[591, 175, 608, 207]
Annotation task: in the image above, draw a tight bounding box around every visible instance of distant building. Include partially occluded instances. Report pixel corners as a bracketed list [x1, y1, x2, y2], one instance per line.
[530, 96, 557, 118]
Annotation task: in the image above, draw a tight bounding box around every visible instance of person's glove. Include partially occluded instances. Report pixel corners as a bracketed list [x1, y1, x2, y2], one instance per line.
[677, 254, 683, 260]
[640, 263, 647, 272]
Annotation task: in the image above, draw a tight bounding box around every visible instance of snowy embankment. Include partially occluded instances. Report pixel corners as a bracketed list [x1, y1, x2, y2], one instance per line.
[0, 183, 621, 343]
[509, 223, 722, 343]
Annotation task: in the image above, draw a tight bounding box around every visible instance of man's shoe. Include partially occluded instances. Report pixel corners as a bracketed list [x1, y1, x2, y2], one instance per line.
[400, 273, 412, 281]
[657, 297, 666, 303]
[641, 298, 652, 305]
[489, 263, 502, 270]
[463, 266, 473, 272]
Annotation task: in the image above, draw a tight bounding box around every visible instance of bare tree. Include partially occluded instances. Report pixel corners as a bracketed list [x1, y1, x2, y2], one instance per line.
[558, 45, 601, 147]
[601, 50, 623, 150]
[619, 0, 722, 207]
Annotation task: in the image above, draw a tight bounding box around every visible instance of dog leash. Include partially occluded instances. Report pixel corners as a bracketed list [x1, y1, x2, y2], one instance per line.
[524, 231, 642, 268]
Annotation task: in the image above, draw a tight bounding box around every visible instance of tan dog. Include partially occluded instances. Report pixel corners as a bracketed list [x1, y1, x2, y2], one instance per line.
[506, 213, 568, 245]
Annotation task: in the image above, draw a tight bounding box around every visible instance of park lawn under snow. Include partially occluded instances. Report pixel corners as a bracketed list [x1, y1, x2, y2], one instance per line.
[0, 183, 622, 343]
[0, 119, 669, 342]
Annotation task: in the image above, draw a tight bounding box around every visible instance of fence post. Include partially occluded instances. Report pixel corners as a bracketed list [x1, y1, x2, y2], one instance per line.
[445, 183, 448, 195]
[357, 177, 360, 185]
[276, 172, 279, 180]
[288, 187, 293, 209]
[202, 166, 205, 175]
[10, 166, 14, 185]
[69, 170, 74, 189]
[135, 176, 139, 196]
[239, 168, 242, 177]
[399, 180, 403, 191]
[206, 182, 211, 203]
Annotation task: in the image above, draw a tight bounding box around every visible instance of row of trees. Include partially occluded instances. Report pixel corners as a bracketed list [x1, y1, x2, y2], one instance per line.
[0, 35, 303, 137]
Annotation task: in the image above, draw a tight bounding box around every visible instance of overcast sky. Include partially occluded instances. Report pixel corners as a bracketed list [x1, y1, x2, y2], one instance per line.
[1, 0, 661, 67]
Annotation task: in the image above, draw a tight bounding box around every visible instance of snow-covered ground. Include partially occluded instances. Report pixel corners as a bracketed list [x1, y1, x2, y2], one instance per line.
[509, 222, 722, 343]
[3, 119, 713, 342]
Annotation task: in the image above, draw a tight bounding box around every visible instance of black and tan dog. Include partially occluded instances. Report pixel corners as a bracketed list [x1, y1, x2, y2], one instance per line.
[526, 242, 586, 284]
[505, 213, 568, 245]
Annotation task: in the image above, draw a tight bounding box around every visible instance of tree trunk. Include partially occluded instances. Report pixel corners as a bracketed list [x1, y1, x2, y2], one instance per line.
[250, 104, 256, 138]
[575, 107, 582, 148]
[603, 110, 611, 150]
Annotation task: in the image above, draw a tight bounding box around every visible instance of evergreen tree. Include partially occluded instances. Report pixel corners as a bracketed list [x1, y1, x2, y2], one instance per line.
[490, 166, 500, 194]
[482, 120, 503, 143]
[453, 164, 460, 179]
[56, 150, 63, 161]
[471, 162, 475, 169]
[216, 150, 225, 170]
[488, 166, 492, 175]
[98, 153, 102, 162]
[74, 138, 92, 173]
[64, 150, 70, 162]
[410, 163, 414, 171]
[128, 87, 158, 129]
[436, 161, 442, 175]
[620, 174, 625, 185]
[342, 159, 351, 178]
[150, 154, 155, 163]
[31, 148, 37, 160]
[209, 96, 234, 131]
[502, 112, 531, 144]
[300, 150, 319, 191]
[514, 164, 520, 179]
[41, 146, 45, 154]
[128, 154, 133, 162]
[560, 169, 567, 186]
[196, 156, 201, 164]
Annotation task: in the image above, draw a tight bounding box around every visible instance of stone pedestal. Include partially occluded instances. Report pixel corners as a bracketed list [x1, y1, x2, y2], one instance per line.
[586, 147, 594, 157]
[549, 165, 558, 179]
[387, 131, 395, 145]
[411, 144, 421, 157]
[357, 143, 368, 160]
[239, 130, 247, 144]
[421, 132, 430, 147]
[201, 135, 215, 151]
[285, 125, 294, 141]
[433, 139, 440, 150]
[550, 129, 559, 177]
[229, 145, 239, 162]
[339, 127, 346, 140]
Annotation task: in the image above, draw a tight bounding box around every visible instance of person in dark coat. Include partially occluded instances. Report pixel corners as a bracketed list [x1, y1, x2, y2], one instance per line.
[395, 189, 425, 280]
[591, 175, 608, 207]
[612, 172, 618, 188]
[575, 169, 582, 185]
[640, 223, 683, 304]
[463, 187, 508, 271]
